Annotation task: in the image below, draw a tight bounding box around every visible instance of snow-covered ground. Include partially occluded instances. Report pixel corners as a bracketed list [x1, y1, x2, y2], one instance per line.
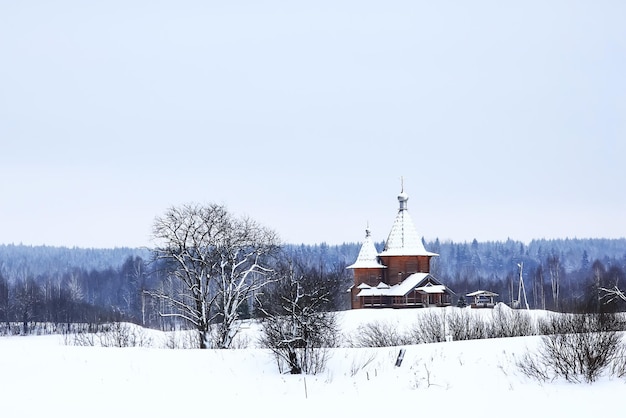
[1, 308, 623, 418]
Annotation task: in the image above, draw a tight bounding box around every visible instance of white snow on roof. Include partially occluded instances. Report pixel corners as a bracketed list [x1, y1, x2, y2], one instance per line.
[416, 284, 446, 294]
[466, 290, 499, 297]
[347, 227, 386, 269]
[355, 287, 386, 297]
[356, 272, 436, 297]
[387, 272, 430, 296]
[378, 192, 438, 257]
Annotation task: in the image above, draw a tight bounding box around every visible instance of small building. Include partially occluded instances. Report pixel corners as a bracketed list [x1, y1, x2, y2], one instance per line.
[347, 189, 454, 309]
[466, 290, 499, 308]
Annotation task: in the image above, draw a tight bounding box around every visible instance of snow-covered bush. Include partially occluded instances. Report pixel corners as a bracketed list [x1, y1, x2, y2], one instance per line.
[349, 306, 538, 347]
[446, 309, 489, 341]
[98, 322, 153, 348]
[489, 304, 535, 338]
[348, 320, 414, 348]
[65, 322, 153, 348]
[518, 313, 624, 383]
[161, 329, 198, 349]
[412, 309, 447, 343]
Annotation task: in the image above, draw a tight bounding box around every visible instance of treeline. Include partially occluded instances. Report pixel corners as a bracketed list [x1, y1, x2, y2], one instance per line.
[429, 238, 626, 312]
[0, 256, 161, 335]
[0, 238, 625, 334]
[0, 244, 149, 277]
[0, 246, 351, 334]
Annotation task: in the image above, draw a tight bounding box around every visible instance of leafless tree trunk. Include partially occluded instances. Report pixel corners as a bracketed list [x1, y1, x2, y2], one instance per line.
[547, 254, 561, 311]
[13, 277, 42, 335]
[593, 262, 604, 311]
[533, 265, 546, 310]
[0, 273, 10, 331]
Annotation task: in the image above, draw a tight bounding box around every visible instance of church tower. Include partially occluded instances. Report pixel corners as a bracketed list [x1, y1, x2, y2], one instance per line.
[378, 190, 438, 285]
[346, 227, 386, 309]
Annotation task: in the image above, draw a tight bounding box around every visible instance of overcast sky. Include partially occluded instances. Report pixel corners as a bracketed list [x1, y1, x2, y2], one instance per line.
[1, 1, 625, 249]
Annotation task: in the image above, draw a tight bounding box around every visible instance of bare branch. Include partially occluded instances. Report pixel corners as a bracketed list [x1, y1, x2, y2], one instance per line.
[600, 286, 626, 304]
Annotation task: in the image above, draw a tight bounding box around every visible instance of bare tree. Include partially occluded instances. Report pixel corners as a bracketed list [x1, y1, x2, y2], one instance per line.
[547, 254, 562, 311]
[256, 261, 339, 374]
[532, 265, 546, 310]
[151, 203, 279, 349]
[67, 271, 85, 303]
[119, 256, 148, 325]
[0, 272, 10, 332]
[13, 277, 42, 335]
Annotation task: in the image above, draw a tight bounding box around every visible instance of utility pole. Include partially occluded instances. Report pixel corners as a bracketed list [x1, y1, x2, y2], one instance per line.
[517, 263, 530, 310]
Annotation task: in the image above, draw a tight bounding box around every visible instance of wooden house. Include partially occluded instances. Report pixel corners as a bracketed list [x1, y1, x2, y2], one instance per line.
[347, 190, 454, 309]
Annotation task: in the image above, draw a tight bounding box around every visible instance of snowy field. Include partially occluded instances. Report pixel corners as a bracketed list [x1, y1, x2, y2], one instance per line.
[1, 308, 624, 418]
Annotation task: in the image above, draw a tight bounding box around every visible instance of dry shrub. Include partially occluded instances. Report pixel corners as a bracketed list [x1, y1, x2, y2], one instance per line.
[447, 309, 489, 341]
[489, 305, 535, 338]
[518, 313, 624, 383]
[349, 320, 413, 348]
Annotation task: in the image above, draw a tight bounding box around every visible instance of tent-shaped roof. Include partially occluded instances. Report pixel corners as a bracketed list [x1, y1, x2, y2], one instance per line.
[378, 192, 438, 257]
[347, 227, 386, 269]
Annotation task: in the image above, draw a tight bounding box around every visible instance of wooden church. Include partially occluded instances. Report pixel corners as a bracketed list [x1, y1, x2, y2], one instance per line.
[347, 189, 454, 309]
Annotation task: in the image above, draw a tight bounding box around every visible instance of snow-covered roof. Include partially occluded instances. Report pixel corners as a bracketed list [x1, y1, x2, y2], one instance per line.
[356, 273, 451, 298]
[355, 287, 388, 297]
[347, 227, 387, 269]
[416, 284, 447, 294]
[378, 192, 438, 257]
[466, 290, 499, 297]
[386, 272, 430, 296]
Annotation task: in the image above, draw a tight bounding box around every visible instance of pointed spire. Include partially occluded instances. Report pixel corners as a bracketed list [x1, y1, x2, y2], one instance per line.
[347, 226, 386, 269]
[380, 188, 438, 257]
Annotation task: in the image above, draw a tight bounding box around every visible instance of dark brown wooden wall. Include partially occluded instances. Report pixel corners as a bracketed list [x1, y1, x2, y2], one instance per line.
[379, 255, 432, 284]
[352, 268, 384, 287]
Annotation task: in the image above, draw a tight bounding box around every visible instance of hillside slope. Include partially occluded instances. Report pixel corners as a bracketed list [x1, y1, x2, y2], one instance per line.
[0, 308, 623, 418]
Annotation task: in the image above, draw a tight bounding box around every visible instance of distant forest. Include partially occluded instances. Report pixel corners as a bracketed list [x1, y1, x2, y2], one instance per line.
[1, 238, 625, 333]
